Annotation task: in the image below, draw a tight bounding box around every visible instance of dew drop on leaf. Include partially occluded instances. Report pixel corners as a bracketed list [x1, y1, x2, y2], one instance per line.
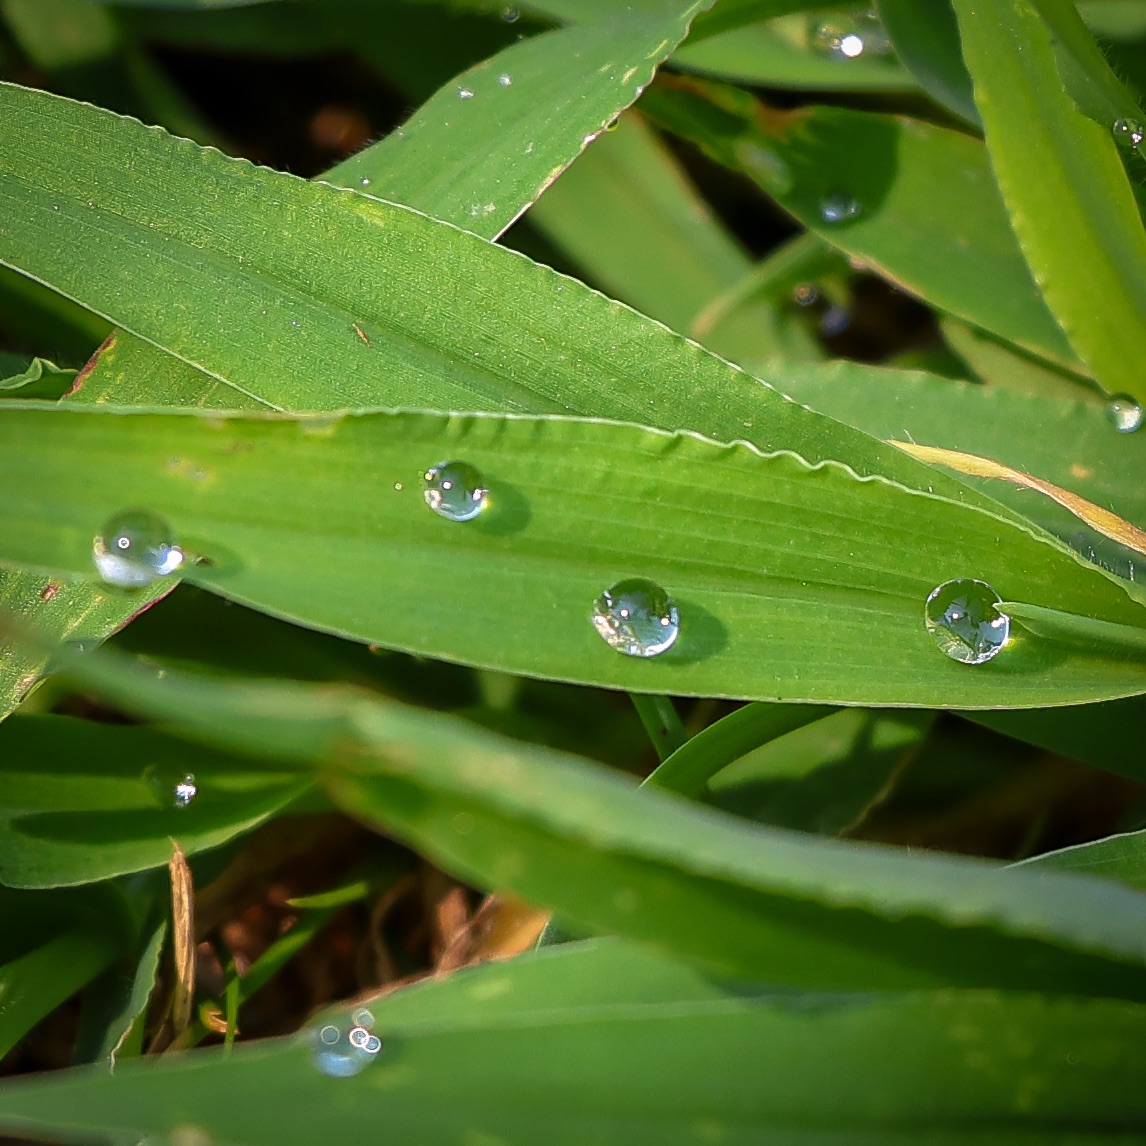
[498, 73, 513, 87]
[812, 10, 891, 59]
[457, 87, 474, 100]
[501, 5, 520, 21]
[820, 192, 861, 224]
[1113, 118, 1144, 148]
[93, 509, 184, 588]
[144, 765, 199, 809]
[592, 579, 680, 658]
[423, 461, 490, 522]
[924, 579, 1010, 665]
[1106, 393, 1143, 433]
[312, 1014, 383, 1078]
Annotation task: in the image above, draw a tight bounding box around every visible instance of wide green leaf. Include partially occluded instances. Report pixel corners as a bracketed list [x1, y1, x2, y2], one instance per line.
[4, 403, 1146, 705]
[4, 942, 1146, 1144]
[952, 0, 1146, 404]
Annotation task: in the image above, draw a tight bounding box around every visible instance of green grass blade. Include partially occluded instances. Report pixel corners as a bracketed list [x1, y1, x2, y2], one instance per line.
[1013, 828, 1146, 892]
[29, 643, 1146, 997]
[4, 403, 1146, 705]
[644, 79, 1082, 370]
[952, 0, 1146, 404]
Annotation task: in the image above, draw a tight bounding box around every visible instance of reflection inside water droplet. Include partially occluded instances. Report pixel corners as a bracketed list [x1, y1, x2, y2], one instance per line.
[820, 192, 861, 224]
[144, 765, 198, 809]
[312, 1012, 383, 1078]
[1113, 117, 1145, 148]
[812, 9, 892, 59]
[173, 774, 198, 808]
[924, 579, 1010, 665]
[93, 510, 184, 588]
[592, 579, 680, 658]
[1107, 393, 1144, 432]
[423, 461, 489, 522]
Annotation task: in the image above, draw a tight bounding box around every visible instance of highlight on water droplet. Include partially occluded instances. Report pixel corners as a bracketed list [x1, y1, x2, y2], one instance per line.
[820, 191, 860, 224]
[498, 73, 513, 86]
[144, 765, 199, 809]
[592, 578, 680, 658]
[1113, 117, 1145, 148]
[457, 87, 474, 100]
[812, 9, 892, 60]
[924, 578, 1010, 665]
[93, 510, 184, 588]
[1107, 393, 1144, 433]
[423, 461, 489, 522]
[312, 1012, 383, 1078]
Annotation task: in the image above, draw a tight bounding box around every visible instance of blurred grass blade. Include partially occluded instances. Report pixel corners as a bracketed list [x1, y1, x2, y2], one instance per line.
[952, 0, 1146, 405]
[0, 714, 311, 888]
[643, 78, 1082, 370]
[5, 950, 1146, 1145]
[875, 0, 978, 124]
[5, 403, 1146, 705]
[29, 642, 1146, 997]
[644, 702, 836, 797]
[967, 696, 1146, 784]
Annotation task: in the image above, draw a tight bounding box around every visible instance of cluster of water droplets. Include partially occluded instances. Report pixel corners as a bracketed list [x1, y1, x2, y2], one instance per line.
[313, 1008, 383, 1079]
[924, 579, 1010, 665]
[811, 8, 892, 60]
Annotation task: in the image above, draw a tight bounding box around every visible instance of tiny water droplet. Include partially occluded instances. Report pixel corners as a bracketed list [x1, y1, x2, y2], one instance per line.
[457, 87, 474, 100]
[144, 765, 198, 809]
[498, 73, 513, 86]
[592, 578, 680, 658]
[1107, 393, 1143, 432]
[393, 481, 404, 491]
[350, 1008, 374, 1029]
[1113, 117, 1144, 148]
[820, 191, 860, 224]
[359, 177, 372, 186]
[291, 320, 301, 328]
[312, 1015, 383, 1078]
[501, 5, 520, 21]
[792, 282, 819, 307]
[93, 510, 184, 588]
[423, 460, 489, 522]
[924, 579, 1010, 665]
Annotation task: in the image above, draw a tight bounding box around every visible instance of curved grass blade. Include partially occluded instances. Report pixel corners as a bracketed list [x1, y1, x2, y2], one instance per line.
[952, 0, 1146, 405]
[4, 403, 1146, 706]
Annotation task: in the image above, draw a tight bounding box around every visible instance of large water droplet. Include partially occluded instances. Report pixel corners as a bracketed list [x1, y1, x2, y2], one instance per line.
[423, 461, 489, 522]
[1107, 393, 1144, 432]
[93, 510, 184, 588]
[312, 1014, 383, 1079]
[812, 9, 891, 59]
[820, 192, 860, 224]
[924, 579, 1010, 665]
[592, 579, 680, 658]
[1113, 117, 1145, 148]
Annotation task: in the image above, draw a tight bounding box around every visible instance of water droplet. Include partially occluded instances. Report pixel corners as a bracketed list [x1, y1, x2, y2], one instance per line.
[792, 282, 819, 307]
[819, 305, 850, 336]
[144, 765, 198, 809]
[291, 320, 301, 328]
[501, 5, 520, 21]
[820, 192, 860, 224]
[812, 10, 892, 59]
[93, 510, 184, 588]
[423, 461, 489, 522]
[1107, 393, 1143, 432]
[173, 774, 198, 808]
[312, 1015, 383, 1078]
[350, 1008, 374, 1029]
[498, 73, 513, 87]
[457, 87, 474, 100]
[592, 578, 680, 658]
[1113, 117, 1144, 148]
[359, 177, 372, 186]
[924, 579, 1010, 665]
